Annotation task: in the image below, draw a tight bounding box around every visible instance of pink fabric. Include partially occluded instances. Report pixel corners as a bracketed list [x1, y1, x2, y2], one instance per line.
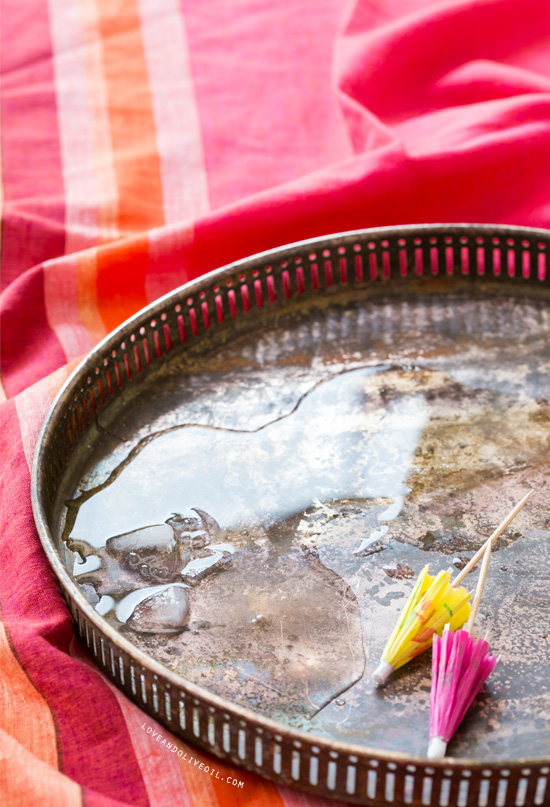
[1, 0, 549, 804]
[2, 0, 550, 392]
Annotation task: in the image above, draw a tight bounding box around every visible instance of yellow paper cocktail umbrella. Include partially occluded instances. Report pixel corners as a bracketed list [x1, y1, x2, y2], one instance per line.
[372, 490, 533, 686]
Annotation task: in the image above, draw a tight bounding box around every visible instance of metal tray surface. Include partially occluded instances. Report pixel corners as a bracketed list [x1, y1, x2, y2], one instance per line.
[32, 224, 550, 807]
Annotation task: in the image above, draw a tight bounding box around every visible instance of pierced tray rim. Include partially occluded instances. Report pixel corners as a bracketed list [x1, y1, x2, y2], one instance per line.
[31, 223, 550, 804]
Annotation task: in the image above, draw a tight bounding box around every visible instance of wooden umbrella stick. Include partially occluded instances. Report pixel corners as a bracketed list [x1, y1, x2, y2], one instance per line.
[464, 539, 492, 633]
[453, 489, 534, 587]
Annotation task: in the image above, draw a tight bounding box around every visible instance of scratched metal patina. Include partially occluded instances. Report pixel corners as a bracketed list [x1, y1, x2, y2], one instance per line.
[59, 287, 550, 758]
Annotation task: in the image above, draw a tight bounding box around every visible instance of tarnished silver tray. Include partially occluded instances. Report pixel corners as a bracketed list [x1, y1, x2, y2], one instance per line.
[32, 224, 550, 806]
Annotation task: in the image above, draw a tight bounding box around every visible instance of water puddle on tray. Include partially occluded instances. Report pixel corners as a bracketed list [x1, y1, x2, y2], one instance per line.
[63, 341, 550, 739]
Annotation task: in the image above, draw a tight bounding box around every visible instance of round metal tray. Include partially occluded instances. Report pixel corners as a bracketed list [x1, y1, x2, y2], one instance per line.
[32, 224, 550, 807]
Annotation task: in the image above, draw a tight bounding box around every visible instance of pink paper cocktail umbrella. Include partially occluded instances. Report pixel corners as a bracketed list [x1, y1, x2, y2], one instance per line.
[373, 489, 532, 687]
[427, 536, 498, 759]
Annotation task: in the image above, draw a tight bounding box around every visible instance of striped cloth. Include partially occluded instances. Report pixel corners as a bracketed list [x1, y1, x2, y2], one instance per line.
[1, 0, 549, 804]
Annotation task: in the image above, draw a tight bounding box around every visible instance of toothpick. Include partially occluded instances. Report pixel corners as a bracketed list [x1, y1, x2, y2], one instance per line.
[453, 489, 534, 587]
[464, 538, 492, 633]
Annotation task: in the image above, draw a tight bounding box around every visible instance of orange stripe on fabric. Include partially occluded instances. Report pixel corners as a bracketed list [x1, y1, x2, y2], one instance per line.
[176, 739, 286, 807]
[76, 248, 109, 344]
[175, 742, 218, 807]
[136, 0, 209, 224]
[0, 726, 82, 807]
[279, 785, 344, 807]
[96, 234, 149, 333]
[0, 622, 58, 767]
[95, 0, 165, 234]
[79, 0, 120, 243]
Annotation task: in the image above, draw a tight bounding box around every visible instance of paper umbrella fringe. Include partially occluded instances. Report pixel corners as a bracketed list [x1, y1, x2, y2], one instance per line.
[372, 490, 533, 686]
[428, 536, 498, 758]
[372, 566, 471, 685]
